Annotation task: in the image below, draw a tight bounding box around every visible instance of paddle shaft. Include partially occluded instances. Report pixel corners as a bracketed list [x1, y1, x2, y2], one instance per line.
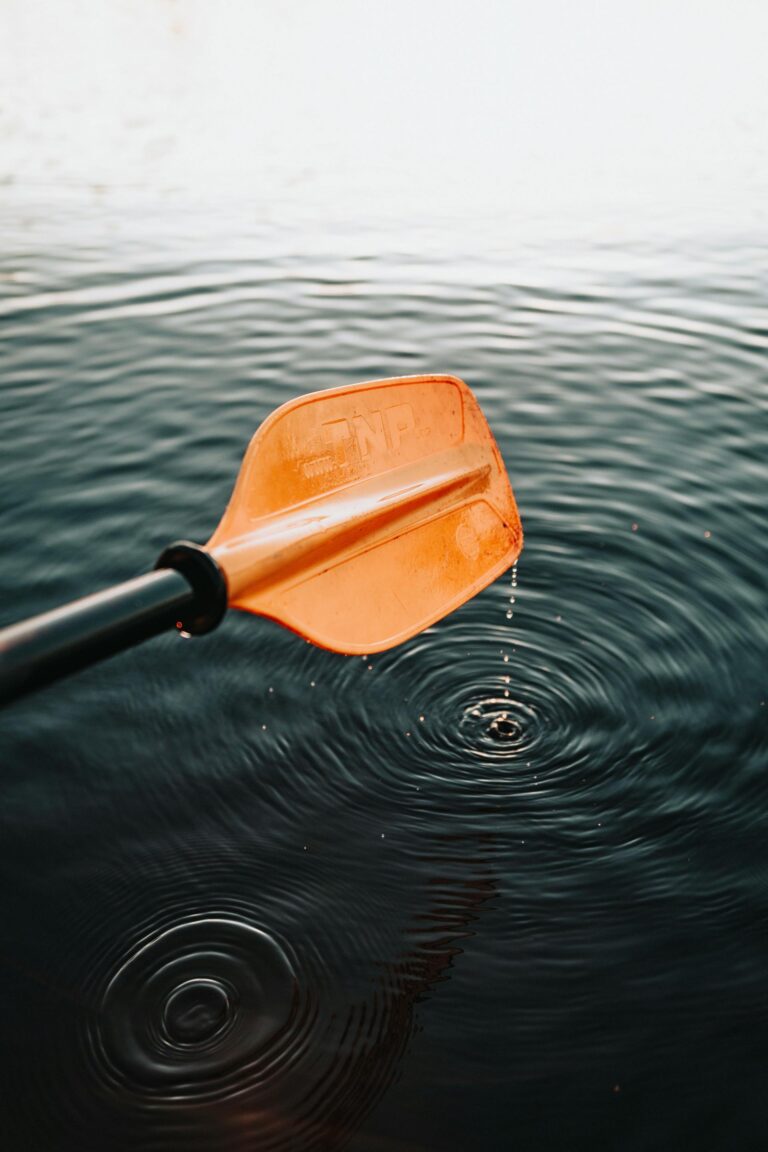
[0, 543, 228, 705]
[0, 570, 195, 705]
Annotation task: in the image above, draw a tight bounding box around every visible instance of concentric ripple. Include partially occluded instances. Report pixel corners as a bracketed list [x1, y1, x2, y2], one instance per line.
[96, 918, 296, 1090]
[459, 695, 541, 757]
[162, 979, 233, 1045]
[285, 409, 765, 829]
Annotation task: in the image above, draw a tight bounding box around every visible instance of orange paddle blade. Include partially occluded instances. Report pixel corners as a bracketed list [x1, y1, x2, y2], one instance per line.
[207, 374, 523, 654]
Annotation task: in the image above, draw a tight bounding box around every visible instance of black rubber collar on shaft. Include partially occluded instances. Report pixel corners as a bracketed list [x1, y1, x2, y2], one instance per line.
[154, 541, 228, 635]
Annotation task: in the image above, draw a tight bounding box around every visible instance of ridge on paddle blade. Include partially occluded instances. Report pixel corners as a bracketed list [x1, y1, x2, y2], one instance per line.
[207, 374, 523, 654]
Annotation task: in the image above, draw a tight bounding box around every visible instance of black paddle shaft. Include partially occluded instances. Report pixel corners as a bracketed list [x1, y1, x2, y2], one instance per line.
[0, 542, 227, 706]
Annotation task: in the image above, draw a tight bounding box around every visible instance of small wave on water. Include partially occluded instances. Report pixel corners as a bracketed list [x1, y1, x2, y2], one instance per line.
[94, 917, 299, 1094]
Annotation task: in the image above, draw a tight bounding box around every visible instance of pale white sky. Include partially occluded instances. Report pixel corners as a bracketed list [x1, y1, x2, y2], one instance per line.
[0, 0, 766, 226]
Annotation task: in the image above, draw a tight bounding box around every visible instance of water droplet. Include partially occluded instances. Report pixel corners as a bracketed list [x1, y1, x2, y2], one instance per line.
[489, 714, 523, 742]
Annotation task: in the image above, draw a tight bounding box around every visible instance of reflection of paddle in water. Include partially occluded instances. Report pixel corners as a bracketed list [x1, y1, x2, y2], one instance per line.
[290, 837, 498, 1151]
[239, 844, 499, 1151]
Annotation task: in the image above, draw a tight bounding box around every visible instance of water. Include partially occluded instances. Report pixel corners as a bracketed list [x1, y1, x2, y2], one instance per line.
[1, 2, 768, 1149]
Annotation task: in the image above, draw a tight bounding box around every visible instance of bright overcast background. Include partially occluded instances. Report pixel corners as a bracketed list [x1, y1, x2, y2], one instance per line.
[1, 0, 767, 236]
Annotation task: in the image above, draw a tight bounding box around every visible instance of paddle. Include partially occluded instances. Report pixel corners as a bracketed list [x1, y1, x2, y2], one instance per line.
[0, 375, 523, 705]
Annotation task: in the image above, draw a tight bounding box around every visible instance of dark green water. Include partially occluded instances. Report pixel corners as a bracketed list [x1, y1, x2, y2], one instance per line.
[1, 3, 768, 1147]
[1, 190, 766, 1151]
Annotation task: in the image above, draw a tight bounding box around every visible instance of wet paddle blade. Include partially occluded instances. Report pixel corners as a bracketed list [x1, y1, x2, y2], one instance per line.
[207, 374, 523, 654]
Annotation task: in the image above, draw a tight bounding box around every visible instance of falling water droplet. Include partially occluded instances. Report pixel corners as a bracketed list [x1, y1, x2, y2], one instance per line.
[505, 564, 518, 621]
